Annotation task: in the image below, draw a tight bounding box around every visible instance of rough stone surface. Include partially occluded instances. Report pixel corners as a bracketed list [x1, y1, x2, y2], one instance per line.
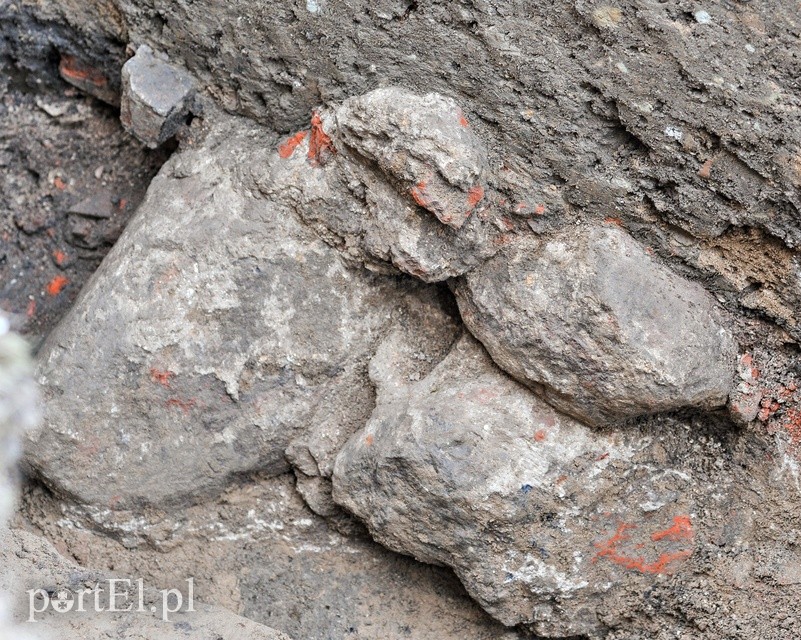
[454, 224, 738, 426]
[259, 101, 502, 283]
[8, 0, 801, 333]
[120, 44, 195, 148]
[334, 333, 801, 638]
[25, 114, 432, 510]
[334, 87, 488, 229]
[4, 1, 801, 639]
[333, 334, 686, 635]
[0, 527, 291, 640]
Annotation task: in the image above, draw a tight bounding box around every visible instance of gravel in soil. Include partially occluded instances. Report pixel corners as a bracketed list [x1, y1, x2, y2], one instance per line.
[0, 74, 171, 344]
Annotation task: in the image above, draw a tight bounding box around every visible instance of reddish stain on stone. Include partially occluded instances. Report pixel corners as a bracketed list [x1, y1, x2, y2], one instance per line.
[534, 429, 547, 442]
[458, 110, 470, 127]
[651, 515, 693, 542]
[365, 434, 375, 446]
[411, 181, 432, 208]
[604, 216, 623, 226]
[467, 185, 485, 209]
[758, 397, 781, 422]
[53, 176, 67, 190]
[279, 130, 308, 159]
[782, 408, 801, 448]
[698, 158, 713, 179]
[59, 55, 108, 87]
[45, 275, 69, 296]
[26, 299, 36, 319]
[308, 112, 336, 166]
[596, 452, 609, 461]
[534, 204, 546, 215]
[149, 368, 174, 387]
[593, 522, 692, 574]
[166, 397, 196, 414]
[53, 250, 67, 266]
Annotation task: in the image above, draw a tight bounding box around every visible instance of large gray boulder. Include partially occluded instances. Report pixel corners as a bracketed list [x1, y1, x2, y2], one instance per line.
[333, 334, 700, 637]
[453, 224, 738, 426]
[25, 115, 431, 510]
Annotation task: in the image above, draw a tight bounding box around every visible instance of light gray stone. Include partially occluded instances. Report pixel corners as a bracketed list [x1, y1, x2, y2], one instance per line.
[259, 98, 501, 283]
[25, 115, 427, 510]
[335, 87, 489, 229]
[0, 316, 40, 640]
[333, 334, 700, 637]
[120, 44, 195, 148]
[453, 224, 738, 426]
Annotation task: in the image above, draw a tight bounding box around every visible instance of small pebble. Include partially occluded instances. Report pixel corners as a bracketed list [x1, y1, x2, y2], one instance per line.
[694, 10, 711, 24]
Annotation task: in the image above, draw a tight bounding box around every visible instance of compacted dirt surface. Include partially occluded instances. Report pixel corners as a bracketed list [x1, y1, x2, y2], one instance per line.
[0, 70, 170, 343]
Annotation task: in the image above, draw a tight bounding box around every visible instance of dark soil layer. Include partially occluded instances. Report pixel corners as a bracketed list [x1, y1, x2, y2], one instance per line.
[0, 70, 169, 343]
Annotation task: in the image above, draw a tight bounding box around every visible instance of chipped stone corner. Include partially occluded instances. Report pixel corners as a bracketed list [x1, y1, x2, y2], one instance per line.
[120, 44, 196, 148]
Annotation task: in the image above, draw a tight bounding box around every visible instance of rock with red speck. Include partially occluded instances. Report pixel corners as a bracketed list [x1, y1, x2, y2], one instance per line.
[334, 87, 488, 230]
[333, 333, 699, 636]
[26, 115, 444, 510]
[453, 224, 738, 427]
[120, 45, 195, 148]
[257, 92, 501, 283]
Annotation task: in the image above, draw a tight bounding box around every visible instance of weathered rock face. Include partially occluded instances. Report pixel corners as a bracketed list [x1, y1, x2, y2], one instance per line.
[120, 44, 195, 148]
[25, 114, 436, 510]
[21, 472, 523, 640]
[258, 91, 502, 283]
[333, 333, 801, 639]
[454, 224, 738, 426]
[6, 2, 801, 639]
[9, 0, 801, 335]
[333, 334, 701, 636]
[335, 87, 488, 229]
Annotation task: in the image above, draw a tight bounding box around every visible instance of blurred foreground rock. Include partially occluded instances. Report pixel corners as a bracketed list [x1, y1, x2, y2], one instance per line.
[0, 528, 291, 640]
